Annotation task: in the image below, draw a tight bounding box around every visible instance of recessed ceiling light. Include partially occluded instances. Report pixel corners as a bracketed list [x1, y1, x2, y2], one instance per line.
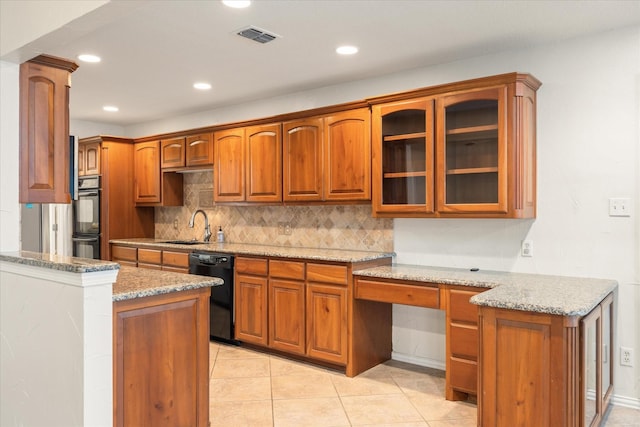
[222, 0, 250, 8]
[336, 45, 358, 55]
[78, 54, 101, 63]
[193, 82, 212, 90]
[103, 105, 119, 112]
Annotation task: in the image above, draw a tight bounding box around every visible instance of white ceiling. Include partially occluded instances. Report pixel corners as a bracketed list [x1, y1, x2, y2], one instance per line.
[5, 0, 640, 126]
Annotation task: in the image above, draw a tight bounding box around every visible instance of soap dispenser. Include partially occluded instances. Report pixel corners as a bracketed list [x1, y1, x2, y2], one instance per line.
[217, 226, 225, 243]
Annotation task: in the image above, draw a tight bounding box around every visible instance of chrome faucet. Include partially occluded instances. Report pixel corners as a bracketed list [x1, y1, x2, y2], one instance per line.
[188, 209, 212, 242]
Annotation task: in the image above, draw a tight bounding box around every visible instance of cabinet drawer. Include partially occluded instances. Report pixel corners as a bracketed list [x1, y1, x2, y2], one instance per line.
[449, 324, 478, 359]
[270, 260, 305, 280]
[449, 289, 481, 324]
[449, 357, 477, 394]
[138, 248, 162, 264]
[236, 257, 268, 276]
[112, 245, 137, 262]
[162, 251, 189, 268]
[355, 278, 439, 308]
[307, 263, 348, 286]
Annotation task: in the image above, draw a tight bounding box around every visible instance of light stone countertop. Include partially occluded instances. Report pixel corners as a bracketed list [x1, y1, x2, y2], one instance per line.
[353, 264, 618, 316]
[112, 266, 223, 302]
[0, 250, 120, 273]
[110, 238, 394, 263]
[0, 251, 222, 302]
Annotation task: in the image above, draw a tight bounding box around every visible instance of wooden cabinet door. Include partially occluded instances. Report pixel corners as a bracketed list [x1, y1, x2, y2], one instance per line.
[245, 123, 282, 203]
[306, 283, 348, 365]
[77, 144, 86, 177]
[324, 108, 371, 201]
[134, 141, 161, 204]
[269, 279, 305, 355]
[214, 128, 245, 202]
[283, 117, 323, 202]
[19, 56, 77, 204]
[161, 137, 185, 168]
[186, 133, 213, 167]
[371, 98, 435, 216]
[84, 142, 101, 175]
[234, 274, 268, 346]
[436, 87, 508, 215]
[113, 288, 210, 427]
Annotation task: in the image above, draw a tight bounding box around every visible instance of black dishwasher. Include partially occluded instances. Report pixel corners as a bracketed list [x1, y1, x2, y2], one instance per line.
[189, 251, 237, 344]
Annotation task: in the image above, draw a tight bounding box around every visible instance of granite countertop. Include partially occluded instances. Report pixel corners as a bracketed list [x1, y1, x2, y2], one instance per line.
[354, 264, 618, 317]
[113, 265, 223, 302]
[110, 238, 394, 263]
[0, 250, 120, 273]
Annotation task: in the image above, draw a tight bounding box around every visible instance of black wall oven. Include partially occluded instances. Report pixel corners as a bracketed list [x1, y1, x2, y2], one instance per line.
[72, 176, 101, 259]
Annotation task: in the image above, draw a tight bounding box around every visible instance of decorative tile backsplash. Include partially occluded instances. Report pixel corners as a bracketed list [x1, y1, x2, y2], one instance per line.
[154, 171, 393, 252]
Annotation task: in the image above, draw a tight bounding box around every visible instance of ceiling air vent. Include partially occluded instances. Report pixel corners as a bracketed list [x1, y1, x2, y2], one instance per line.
[237, 26, 279, 44]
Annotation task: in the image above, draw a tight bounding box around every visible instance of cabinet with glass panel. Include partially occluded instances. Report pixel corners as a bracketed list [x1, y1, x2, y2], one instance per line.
[371, 73, 541, 218]
[372, 98, 434, 214]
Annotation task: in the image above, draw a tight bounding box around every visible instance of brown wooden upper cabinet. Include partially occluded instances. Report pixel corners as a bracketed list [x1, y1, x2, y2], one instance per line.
[134, 141, 161, 204]
[214, 123, 282, 203]
[186, 134, 214, 167]
[134, 140, 183, 206]
[78, 141, 100, 176]
[283, 108, 371, 202]
[371, 98, 435, 215]
[161, 133, 213, 169]
[19, 54, 78, 204]
[371, 73, 540, 218]
[161, 137, 185, 169]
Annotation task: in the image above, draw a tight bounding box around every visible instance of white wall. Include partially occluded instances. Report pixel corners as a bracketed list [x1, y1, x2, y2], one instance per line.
[0, 61, 20, 252]
[125, 26, 640, 404]
[0, 262, 116, 426]
[70, 119, 125, 140]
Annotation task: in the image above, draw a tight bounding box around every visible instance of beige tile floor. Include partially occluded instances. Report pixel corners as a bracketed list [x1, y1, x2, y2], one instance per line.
[209, 342, 640, 427]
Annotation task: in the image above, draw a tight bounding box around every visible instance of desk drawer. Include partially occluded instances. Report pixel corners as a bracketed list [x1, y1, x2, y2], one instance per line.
[355, 278, 439, 308]
[449, 323, 478, 359]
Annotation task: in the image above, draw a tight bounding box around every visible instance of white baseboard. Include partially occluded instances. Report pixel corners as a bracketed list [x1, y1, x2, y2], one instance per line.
[391, 351, 446, 371]
[611, 394, 640, 410]
[391, 352, 640, 411]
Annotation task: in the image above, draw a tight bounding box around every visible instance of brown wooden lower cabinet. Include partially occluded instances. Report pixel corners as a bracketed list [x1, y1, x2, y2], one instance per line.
[477, 292, 614, 427]
[306, 282, 348, 364]
[110, 244, 189, 273]
[113, 287, 210, 427]
[233, 256, 390, 370]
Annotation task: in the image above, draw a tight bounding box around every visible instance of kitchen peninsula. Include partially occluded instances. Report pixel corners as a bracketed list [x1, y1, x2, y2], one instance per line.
[0, 251, 222, 427]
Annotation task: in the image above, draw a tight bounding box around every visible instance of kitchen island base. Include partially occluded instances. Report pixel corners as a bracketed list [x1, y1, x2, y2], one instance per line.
[113, 286, 211, 427]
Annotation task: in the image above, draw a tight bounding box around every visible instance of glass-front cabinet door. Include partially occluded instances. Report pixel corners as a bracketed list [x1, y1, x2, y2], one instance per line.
[436, 87, 508, 214]
[372, 98, 434, 215]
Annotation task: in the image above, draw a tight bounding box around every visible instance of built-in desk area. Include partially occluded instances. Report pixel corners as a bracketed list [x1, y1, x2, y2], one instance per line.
[352, 264, 618, 427]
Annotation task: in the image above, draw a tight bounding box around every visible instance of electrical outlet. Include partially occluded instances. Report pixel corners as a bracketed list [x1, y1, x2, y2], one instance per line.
[284, 223, 292, 235]
[173, 219, 178, 230]
[621, 347, 633, 367]
[277, 222, 285, 235]
[609, 198, 631, 217]
[521, 240, 533, 257]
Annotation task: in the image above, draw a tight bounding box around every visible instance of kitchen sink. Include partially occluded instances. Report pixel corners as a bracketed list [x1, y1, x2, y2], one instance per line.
[162, 240, 203, 245]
